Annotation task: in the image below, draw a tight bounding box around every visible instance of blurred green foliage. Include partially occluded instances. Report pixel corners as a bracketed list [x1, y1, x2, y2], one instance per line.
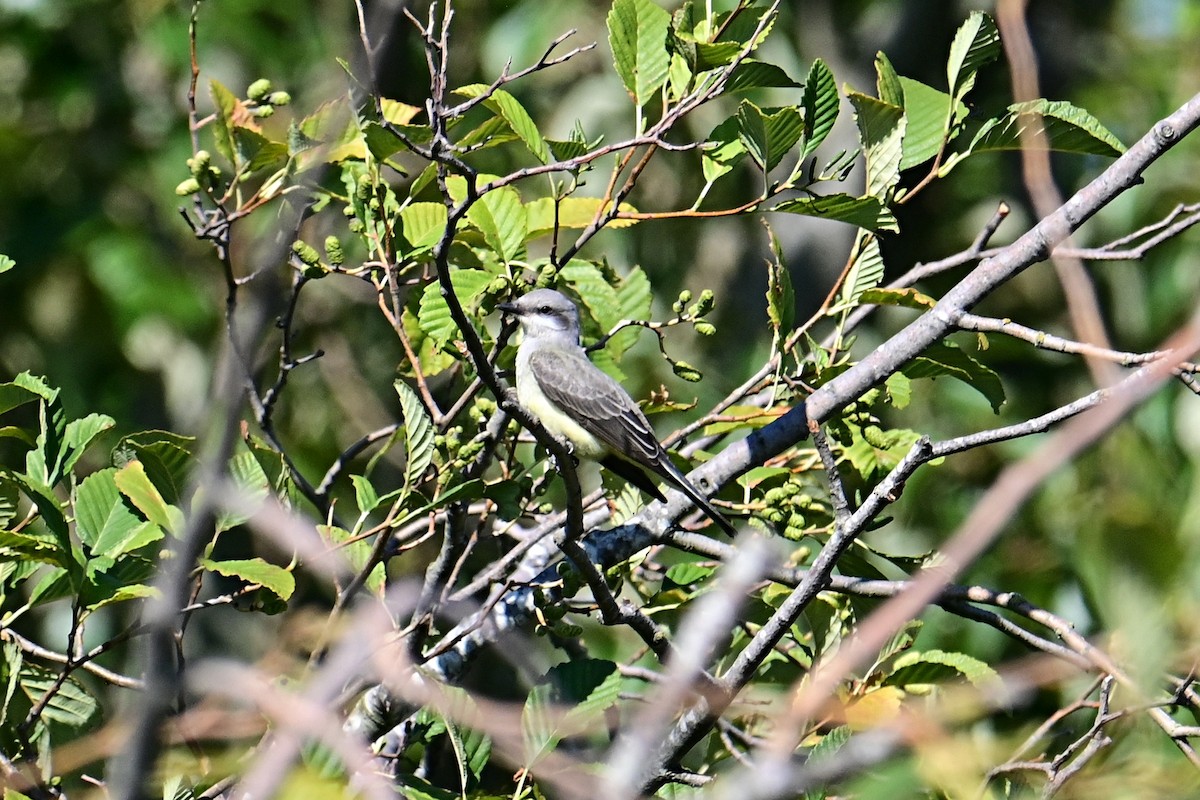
[2, 0, 1200, 796]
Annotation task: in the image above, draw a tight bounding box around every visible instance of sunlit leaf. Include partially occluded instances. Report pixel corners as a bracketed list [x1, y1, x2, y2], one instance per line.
[903, 341, 1006, 413]
[202, 557, 295, 601]
[737, 100, 804, 172]
[417, 269, 494, 351]
[454, 84, 550, 163]
[771, 194, 897, 232]
[607, 0, 672, 108]
[946, 11, 1000, 102]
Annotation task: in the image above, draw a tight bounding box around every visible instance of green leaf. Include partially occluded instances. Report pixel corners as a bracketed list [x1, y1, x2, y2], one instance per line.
[0, 255, 14, 273]
[800, 59, 838, 161]
[612, 266, 653, 358]
[764, 223, 795, 340]
[874, 52, 903, 107]
[319, 524, 385, 596]
[466, 186, 527, 264]
[858, 287, 937, 310]
[0, 529, 66, 567]
[351, 474, 380, 514]
[399, 202, 448, 257]
[525, 197, 638, 240]
[0, 478, 18, 529]
[897, 77, 956, 171]
[946, 12, 1000, 102]
[771, 194, 897, 232]
[607, 0, 672, 108]
[395, 380, 435, 491]
[61, 413, 115, 476]
[454, 85, 550, 163]
[215, 450, 271, 533]
[726, 59, 800, 93]
[16, 372, 65, 488]
[887, 649, 999, 688]
[19, 665, 98, 727]
[966, 99, 1126, 158]
[701, 115, 747, 185]
[209, 80, 241, 166]
[417, 269, 494, 350]
[843, 426, 923, 482]
[76, 468, 157, 561]
[111, 430, 196, 507]
[833, 233, 885, 311]
[737, 101, 805, 172]
[522, 659, 620, 765]
[202, 557, 295, 601]
[903, 341, 1006, 413]
[665, 562, 716, 585]
[847, 91, 906, 197]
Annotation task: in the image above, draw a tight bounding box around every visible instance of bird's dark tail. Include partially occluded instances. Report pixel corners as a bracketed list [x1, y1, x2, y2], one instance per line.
[654, 458, 738, 537]
[601, 454, 738, 536]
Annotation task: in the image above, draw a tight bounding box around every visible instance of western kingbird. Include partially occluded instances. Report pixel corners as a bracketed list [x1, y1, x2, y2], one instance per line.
[498, 288, 736, 535]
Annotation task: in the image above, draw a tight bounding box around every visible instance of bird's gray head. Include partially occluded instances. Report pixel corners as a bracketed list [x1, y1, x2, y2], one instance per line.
[498, 288, 581, 344]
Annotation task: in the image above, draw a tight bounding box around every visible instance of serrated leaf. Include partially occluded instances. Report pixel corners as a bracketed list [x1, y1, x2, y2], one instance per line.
[772, 194, 897, 232]
[0, 478, 19, 529]
[466, 186, 527, 264]
[0, 529, 66, 567]
[400, 202, 448, 257]
[60, 413, 114, 476]
[233, 127, 288, 174]
[111, 430, 196, 507]
[843, 425, 924, 480]
[847, 91, 906, 197]
[874, 52, 903, 107]
[202, 557, 295, 601]
[525, 197, 638, 240]
[417, 270, 494, 350]
[665, 562, 716, 585]
[701, 115, 747, 185]
[897, 77, 957, 171]
[903, 341, 1006, 412]
[608, 0, 672, 108]
[888, 649, 999, 688]
[737, 101, 804, 172]
[75, 470, 141, 551]
[967, 99, 1126, 158]
[19, 665, 98, 727]
[395, 380, 435, 491]
[764, 223, 795, 340]
[802, 726, 851, 800]
[209, 80, 240, 165]
[612, 266, 652, 357]
[947, 11, 1000, 102]
[454, 85, 549, 163]
[833, 233, 885, 311]
[215, 450, 271, 533]
[726, 59, 801, 93]
[522, 659, 620, 765]
[800, 59, 838, 160]
[858, 287, 937, 310]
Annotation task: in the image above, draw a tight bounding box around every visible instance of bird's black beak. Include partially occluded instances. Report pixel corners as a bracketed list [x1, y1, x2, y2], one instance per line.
[497, 301, 519, 316]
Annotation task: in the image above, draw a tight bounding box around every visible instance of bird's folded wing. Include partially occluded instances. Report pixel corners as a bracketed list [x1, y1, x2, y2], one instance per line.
[527, 347, 663, 464]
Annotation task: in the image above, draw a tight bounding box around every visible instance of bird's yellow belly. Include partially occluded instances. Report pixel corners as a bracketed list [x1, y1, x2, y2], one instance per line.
[515, 360, 607, 460]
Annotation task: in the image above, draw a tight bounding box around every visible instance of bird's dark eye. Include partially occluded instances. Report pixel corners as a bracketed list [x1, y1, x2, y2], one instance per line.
[538, 306, 552, 314]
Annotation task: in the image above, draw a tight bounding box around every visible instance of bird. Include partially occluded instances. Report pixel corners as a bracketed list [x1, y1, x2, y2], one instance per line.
[497, 288, 736, 536]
